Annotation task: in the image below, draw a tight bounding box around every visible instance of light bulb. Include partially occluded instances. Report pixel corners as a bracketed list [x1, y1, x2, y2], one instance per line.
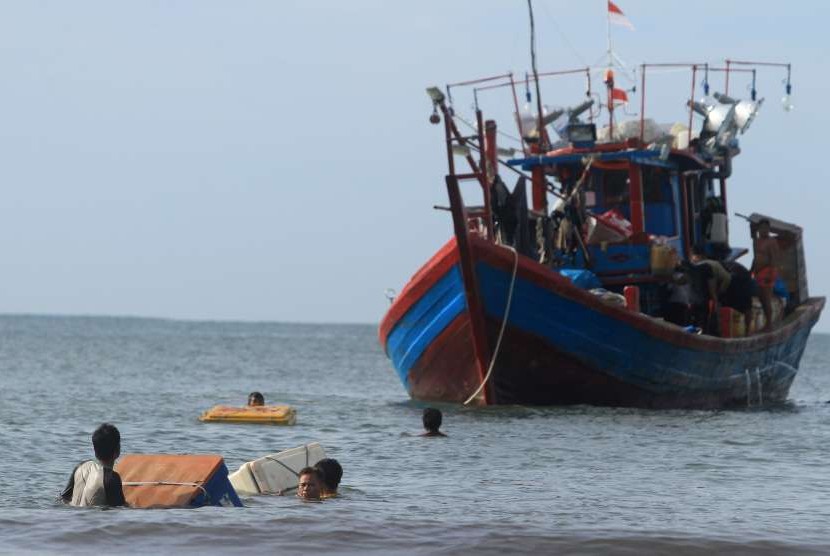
[781, 94, 795, 112]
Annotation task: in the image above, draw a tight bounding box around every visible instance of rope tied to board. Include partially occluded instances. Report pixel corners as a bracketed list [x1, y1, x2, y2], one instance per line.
[122, 480, 209, 501]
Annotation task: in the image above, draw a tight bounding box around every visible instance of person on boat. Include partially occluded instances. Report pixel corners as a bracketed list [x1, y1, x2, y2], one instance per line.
[421, 408, 447, 437]
[689, 246, 730, 333]
[247, 391, 265, 406]
[61, 423, 126, 507]
[314, 458, 343, 498]
[297, 467, 323, 501]
[690, 246, 753, 334]
[752, 219, 783, 332]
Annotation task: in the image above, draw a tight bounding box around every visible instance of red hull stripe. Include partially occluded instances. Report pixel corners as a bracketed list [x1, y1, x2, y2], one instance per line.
[378, 238, 459, 346]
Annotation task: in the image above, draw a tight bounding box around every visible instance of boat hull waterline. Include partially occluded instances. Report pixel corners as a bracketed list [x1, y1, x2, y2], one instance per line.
[379, 237, 824, 409]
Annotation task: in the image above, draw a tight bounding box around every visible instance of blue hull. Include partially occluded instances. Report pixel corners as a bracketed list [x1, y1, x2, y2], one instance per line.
[381, 240, 824, 408]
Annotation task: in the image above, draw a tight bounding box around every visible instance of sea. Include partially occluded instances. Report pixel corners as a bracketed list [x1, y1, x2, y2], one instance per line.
[0, 314, 828, 555]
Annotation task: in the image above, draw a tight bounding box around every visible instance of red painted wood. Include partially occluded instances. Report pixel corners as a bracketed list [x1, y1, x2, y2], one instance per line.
[628, 162, 645, 234]
[407, 314, 482, 404]
[378, 238, 459, 347]
[446, 175, 492, 404]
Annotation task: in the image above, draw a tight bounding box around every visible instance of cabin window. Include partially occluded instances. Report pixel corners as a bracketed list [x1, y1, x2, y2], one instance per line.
[642, 166, 676, 237]
[603, 171, 629, 206]
[642, 167, 667, 202]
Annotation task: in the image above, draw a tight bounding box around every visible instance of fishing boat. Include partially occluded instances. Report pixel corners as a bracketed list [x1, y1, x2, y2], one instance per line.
[378, 3, 824, 409]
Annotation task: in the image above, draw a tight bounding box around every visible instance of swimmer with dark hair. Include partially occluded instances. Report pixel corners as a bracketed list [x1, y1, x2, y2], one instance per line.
[421, 407, 447, 437]
[297, 467, 323, 501]
[61, 423, 127, 507]
[314, 458, 343, 498]
[247, 392, 265, 406]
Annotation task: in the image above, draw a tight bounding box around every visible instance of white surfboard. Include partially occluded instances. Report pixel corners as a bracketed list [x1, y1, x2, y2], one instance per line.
[229, 443, 326, 496]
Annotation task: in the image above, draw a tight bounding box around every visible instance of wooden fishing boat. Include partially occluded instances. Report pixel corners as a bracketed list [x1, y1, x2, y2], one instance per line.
[378, 6, 823, 409]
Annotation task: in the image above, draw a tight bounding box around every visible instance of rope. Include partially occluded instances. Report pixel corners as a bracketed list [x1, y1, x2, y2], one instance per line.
[122, 481, 209, 499]
[464, 245, 519, 405]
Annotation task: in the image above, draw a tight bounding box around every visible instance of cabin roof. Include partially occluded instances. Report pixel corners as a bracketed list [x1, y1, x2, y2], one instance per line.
[507, 146, 714, 173]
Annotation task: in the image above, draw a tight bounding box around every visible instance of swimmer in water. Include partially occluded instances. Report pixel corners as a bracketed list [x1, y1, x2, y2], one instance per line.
[61, 423, 127, 507]
[420, 407, 447, 437]
[314, 458, 343, 498]
[247, 391, 265, 406]
[297, 467, 323, 501]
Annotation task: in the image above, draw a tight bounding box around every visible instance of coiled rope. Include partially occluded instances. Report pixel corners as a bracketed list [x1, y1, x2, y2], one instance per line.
[464, 245, 519, 405]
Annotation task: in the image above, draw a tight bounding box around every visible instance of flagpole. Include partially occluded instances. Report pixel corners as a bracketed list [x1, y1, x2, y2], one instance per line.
[606, 0, 613, 70]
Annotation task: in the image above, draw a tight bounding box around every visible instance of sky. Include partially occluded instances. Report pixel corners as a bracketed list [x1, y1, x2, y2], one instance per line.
[0, 1, 827, 330]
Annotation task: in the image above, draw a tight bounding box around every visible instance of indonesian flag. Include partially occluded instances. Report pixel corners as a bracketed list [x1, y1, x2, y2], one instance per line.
[608, 1, 635, 30]
[610, 87, 629, 106]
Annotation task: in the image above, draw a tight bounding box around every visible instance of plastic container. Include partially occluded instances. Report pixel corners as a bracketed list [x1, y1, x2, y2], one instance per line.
[650, 244, 676, 276]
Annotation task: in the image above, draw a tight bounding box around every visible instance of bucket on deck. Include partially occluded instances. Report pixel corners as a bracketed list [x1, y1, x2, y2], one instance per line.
[115, 454, 243, 508]
[718, 307, 746, 338]
[650, 244, 676, 276]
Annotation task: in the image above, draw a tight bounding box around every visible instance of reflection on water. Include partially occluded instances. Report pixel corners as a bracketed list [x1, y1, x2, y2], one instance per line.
[0, 316, 828, 554]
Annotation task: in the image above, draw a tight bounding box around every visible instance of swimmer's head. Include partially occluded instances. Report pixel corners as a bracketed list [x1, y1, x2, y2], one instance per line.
[247, 392, 265, 406]
[297, 467, 323, 500]
[314, 458, 343, 495]
[422, 407, 443, 433]
[92, 423, 121, 464]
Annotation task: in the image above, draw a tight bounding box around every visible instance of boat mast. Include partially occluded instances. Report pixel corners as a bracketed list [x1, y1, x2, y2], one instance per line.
[605, 1, 615, 139]
[527, 0, 546, 151]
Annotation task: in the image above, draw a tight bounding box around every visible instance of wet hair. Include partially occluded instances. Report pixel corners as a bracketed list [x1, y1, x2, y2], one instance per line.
[92, 423, 121, 462]
[314, 459, 343, 491]
[422, 407, 443, 432]
[247, 391, 265, 406]
[298, 467, 322, 482]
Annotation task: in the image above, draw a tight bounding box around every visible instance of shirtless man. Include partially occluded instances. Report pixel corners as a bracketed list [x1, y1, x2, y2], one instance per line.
[751, 219, 782, 332]
[314, 458, 343, 499]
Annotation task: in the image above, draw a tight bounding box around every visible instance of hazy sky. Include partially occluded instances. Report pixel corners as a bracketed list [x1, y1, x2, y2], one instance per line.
[0, 1, 827, 330]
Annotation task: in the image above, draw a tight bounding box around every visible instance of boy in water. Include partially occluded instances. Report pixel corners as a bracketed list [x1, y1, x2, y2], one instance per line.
[314, 458, 343, 498]
[297, 467, 323, 501]
[420, 408, 447, 437]
[247, 392, 265, 406]
[751, 219, 782, 332]
[61, 423, 126, 507]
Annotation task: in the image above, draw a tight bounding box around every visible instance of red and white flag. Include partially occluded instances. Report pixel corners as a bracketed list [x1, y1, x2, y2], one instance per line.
[608, 1, 635, 30]
[610, 87, 629, 106]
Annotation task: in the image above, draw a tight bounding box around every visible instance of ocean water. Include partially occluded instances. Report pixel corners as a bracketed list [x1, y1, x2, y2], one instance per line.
[0, 315, 828, 554]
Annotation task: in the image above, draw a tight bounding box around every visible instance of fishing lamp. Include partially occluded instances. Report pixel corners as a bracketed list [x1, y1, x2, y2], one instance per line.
[426, 86, 444, 124]
[426, 87, 445, 103]
[781, 75, 794, 112]
[713, 92, 763, 134]
[690, 96, 737, 149]
[565, 123, 597, 148]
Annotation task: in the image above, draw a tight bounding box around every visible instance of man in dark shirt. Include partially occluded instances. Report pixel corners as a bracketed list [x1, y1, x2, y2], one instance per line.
[61, 423, 126, 507]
